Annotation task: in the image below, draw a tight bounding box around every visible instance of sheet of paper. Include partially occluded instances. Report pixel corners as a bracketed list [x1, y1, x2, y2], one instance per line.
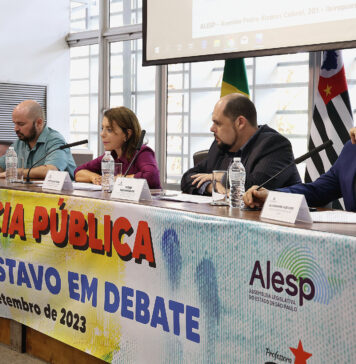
[311, 210, 356, 223]
[158, 192, 213, 204]
[30, 181, 44, 185]
[72, 182, 102, 191]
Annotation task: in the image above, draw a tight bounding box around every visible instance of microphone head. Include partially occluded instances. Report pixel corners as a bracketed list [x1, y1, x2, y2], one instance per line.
[294, 139, 333, 164]
[321, 139, 333, 148]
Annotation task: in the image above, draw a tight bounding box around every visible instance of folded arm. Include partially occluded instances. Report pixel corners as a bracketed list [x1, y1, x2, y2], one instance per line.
[75, 169, 102, 185]
[181, 158, 210, 194]
[24, 164, 58, 179]
[0, 164, 58, 179]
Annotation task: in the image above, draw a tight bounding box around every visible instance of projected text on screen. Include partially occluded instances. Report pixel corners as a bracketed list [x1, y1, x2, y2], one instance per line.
[193, 0, 356, 38]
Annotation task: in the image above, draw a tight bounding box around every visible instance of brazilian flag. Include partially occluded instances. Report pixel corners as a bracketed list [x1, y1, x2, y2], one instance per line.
[220, 58, 249, 98]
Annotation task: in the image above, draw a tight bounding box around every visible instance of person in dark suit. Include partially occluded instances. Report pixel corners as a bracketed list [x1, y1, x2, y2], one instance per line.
[244, 127, 356, 212]
[181, 93, 301, 195]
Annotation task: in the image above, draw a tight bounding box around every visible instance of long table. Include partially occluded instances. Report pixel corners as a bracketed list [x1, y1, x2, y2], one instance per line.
[0, 180, 355, 363]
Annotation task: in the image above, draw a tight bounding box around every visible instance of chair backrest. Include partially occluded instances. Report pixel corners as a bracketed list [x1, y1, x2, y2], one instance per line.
[71, 150, 93, 167]
[0, 140, 12, 156]
[193, 149, 209, 166]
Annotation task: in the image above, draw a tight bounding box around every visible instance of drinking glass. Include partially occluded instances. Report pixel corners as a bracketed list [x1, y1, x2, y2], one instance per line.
[114, 162, 122, 177]
[16, 156, 24, 183]
[210, 170, 229, 206]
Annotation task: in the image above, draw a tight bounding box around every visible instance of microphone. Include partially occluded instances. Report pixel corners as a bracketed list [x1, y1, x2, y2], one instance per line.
[25, 139, 88, 183]
[256, 139, 333, 191]
[59, 139, 88, 150]
[123, 130, 146, 177]
[294, 139, 332, 164]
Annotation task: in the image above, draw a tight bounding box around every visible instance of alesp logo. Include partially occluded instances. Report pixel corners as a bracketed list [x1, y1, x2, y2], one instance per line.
[249, 242, 345, 308]
[249, 260, 315, 307]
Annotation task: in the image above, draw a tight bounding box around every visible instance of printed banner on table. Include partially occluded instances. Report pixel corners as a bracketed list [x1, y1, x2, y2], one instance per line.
[0, 189, 355, 363]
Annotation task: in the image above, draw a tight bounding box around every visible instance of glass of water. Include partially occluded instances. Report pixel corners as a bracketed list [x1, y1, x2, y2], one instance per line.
[210, 170, 229, 206]
[16, 156, 24, 183]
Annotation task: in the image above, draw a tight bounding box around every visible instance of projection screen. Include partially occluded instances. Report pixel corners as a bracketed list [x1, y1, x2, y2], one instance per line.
[143, 0, 356, 65]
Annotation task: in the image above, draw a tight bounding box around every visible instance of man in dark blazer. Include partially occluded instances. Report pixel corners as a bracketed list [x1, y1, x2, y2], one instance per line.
[181, 93, 301, 195]
[244, 127, 356, 212]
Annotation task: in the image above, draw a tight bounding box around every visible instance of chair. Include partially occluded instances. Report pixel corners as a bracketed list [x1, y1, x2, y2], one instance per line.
[71, 150, 93, 167]
[193, 149, 209, 166]
[0, 140, 12, 156]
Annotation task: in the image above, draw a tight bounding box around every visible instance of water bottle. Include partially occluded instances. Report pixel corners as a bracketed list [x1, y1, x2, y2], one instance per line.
[229, 157, 245, 208]
[5, 146, 18, 183]
[101, 151, 115, 192]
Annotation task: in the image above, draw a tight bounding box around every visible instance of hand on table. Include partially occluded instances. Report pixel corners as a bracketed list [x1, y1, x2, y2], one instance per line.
[90, 175, 102, 185]
[191, 173, 213, 188]
[243, 185, 269, 208]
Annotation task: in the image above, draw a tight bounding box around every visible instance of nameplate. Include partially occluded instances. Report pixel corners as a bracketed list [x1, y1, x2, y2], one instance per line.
[261, 191, 312, 224]
[42, 171, 73, 191]
[111, 177, 152, 202]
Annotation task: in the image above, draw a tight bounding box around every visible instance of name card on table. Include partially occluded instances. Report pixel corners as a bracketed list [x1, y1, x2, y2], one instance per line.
[111, 177, 152, 202]
[42, 171, 73, 191]
[261, 191, 312, 224]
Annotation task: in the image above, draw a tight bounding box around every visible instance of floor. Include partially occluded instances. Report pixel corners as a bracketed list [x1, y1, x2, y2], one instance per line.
[0, 343, 47, 364]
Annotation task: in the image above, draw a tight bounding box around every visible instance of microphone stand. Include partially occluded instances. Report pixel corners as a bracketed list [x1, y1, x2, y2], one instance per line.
[24, 139, 88, 183]
[25, 147, 60, 184]
[256, 139, 333, 191]
[123, 130, 146, 177]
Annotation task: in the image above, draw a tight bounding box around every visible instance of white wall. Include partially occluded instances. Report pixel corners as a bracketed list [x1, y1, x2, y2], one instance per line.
[0, 0, 70, 139]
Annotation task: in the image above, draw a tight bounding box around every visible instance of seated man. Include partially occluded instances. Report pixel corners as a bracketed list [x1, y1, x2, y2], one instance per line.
[243, 127, 356, 212]
[0, 100, 76, 179]
[181, 93, 301, 194]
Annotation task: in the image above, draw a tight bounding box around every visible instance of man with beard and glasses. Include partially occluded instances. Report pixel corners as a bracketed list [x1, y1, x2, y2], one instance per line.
[0, 100, 76, 179]
[181, 93, 301, 195]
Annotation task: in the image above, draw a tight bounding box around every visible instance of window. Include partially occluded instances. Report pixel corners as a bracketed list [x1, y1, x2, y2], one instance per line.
[70, 0, 99, 32]
[69, 1, 146, 159]
[166, 61, 222, 184]
[70, 45, 99, 156]
[109, 39, 156, 149]
[110, 0, 142, 27]
[253, 53, 309, 178]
